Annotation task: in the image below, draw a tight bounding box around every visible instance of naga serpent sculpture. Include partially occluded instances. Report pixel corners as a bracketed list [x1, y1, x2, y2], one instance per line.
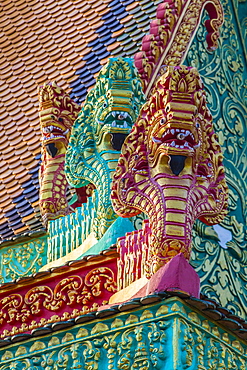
[65, 57, 146, 239]
[38, 81, 81, 222]
[111, 65, 228, 277]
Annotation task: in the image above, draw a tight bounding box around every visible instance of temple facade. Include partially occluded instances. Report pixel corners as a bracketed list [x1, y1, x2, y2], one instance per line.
[0, 0, 246, 368]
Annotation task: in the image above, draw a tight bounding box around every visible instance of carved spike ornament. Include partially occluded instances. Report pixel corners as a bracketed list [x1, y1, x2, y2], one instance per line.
[134, 0, 224, 96]
[38, 82, 81, 222]
[65, 57, 146, 239]
[111, 65, 228, 277]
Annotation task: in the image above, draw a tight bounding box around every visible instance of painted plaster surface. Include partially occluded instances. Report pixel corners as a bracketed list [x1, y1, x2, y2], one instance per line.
[0, 237, 47, 283]
[65, 57, 145, 239]
[0, 256, 117, 339]
[186, 0, 247, 318]
[112, 65, 228, 277]
[0, 298, 246, 369]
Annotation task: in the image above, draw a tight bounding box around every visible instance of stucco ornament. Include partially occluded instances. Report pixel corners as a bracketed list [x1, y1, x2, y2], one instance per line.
[38, 81, 81, 222]
[111, 65, 228, 277]
[134, 0, 224, 96]
[65, 57, 145, 239]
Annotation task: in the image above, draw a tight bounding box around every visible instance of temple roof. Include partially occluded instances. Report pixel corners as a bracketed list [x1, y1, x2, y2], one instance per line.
[0, 0, 163, 241]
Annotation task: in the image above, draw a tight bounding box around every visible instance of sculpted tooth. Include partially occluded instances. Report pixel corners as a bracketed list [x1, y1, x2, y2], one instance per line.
[64, 129, 69, 135]
[181, 129, 185, 133]
[175, 145, 179, 148]
[124, 121, 127, 128]
[186, 130, 190, 136]
[124, 112, 128, 118]
[194, 142, 201, 148]
[112, 112, 116, 117]
[50, 134, 54, 138]
[171, 141, 175, 147]
[152, 137, 162, 144]
[171, 129, 175, 135]
[112, 121, 116, 127]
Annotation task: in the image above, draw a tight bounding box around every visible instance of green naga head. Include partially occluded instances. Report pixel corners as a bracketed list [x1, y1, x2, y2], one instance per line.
[65, 57, 145, 238]
[91, 57, 145, 150]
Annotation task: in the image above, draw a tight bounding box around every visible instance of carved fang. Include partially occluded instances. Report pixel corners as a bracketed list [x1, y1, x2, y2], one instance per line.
[152, 137, 162, 144]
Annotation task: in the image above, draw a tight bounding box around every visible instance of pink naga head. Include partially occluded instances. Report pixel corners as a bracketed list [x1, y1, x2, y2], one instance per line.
[111, 65, 228, 276]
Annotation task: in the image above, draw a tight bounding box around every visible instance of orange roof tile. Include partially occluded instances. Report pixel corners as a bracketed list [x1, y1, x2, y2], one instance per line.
[0, 0, 163, 239]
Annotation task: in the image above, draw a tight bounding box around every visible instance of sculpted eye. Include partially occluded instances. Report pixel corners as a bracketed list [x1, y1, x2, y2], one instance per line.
[196, 122, 200, 128]
[160, 118, 165, 124]
[58, 117, 64, 123]
[51, 115, 55, 120]
[165, 105, 170, 113]
[103, 102, 107, 108]
[133, 105, 137, 111]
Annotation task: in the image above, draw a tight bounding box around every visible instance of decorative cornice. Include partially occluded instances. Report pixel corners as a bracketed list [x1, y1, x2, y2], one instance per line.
[0, 297, 246, 368]
[134, 0, 224, 96]
[0, 251, 118, 339]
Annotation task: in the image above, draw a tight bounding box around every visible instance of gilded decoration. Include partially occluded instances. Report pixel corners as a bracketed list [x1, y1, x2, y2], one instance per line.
[38, 81, 81, 222]
[112, 65, 228, 277]
[117, 220, 150, 290]
[47, 198, 96, 262]
[0, 298, 246, 369]
[134, 0, 224, 95]
[0, 238, 46, 283]
[185, 0, 247, 318]
[0, 266, 117, 338]
[65, 57, 146, 239]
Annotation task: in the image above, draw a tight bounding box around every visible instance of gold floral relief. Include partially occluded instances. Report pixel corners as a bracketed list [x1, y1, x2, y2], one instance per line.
[0, 300, 246, 369]
[186, 0, 247, 318]
[0, 239, 46, 283]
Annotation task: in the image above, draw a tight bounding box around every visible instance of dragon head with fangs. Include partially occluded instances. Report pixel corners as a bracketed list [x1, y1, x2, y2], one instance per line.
[38, 81, 80, 158]
[65, 58, 145, 239]
[91, 57, 145, 152]
[38, 82, 80, 221]
[147, 66, 206, 177]
[111, 66, 228, 276]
